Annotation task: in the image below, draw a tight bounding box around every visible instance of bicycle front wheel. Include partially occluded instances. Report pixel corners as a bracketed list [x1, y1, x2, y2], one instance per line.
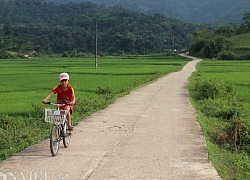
[63, 123, 71, 148]
[50, 125, 60, 156]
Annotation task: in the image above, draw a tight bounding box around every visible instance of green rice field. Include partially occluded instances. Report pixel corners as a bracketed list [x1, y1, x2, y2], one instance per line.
[0, 56, 190, 115]
[197, 60, 250, 105]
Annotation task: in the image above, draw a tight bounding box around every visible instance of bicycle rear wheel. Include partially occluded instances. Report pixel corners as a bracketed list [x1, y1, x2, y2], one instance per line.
[50, 125, 60, 156]
[63, 123, 71, 148]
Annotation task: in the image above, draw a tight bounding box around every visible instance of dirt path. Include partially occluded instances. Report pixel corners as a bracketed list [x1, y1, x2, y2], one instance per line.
[0, 54, 221, 180]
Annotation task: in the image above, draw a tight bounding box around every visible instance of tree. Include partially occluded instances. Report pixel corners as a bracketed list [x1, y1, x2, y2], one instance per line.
[243, 13, 250, 23]
[3, 23, 12, 36]
[0, 48, 9, 59]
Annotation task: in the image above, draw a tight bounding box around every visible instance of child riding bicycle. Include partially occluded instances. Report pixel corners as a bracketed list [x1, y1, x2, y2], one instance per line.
[42, 72, 75, 134]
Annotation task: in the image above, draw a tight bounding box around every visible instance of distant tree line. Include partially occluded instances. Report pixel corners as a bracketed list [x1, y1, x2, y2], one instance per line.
[0, 0, 204, 58]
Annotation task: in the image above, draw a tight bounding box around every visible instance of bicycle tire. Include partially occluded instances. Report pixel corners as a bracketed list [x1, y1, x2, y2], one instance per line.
[63, 123, 71, 148]
[50, 125, 60, 156]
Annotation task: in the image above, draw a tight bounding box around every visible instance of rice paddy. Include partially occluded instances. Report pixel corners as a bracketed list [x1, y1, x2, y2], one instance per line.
[0, 56, 190, 115]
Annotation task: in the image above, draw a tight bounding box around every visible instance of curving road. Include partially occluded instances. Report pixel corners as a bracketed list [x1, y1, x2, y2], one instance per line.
[0, 54, 221, 180]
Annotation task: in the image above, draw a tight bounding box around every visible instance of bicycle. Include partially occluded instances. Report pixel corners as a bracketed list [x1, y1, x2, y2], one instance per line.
[44, 101, 73, 156]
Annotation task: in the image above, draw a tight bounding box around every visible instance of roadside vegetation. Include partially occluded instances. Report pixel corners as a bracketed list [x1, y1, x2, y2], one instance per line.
[188, 60, 250, 179]
[0, 55, 190, 161]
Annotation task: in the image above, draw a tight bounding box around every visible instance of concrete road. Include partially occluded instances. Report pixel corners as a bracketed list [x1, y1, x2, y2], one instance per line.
[0, 55, 222, 180]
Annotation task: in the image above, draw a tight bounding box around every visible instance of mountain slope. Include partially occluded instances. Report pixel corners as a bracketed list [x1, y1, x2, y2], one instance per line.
[46, 0, 250, 24]
[0, 0, 202, 55]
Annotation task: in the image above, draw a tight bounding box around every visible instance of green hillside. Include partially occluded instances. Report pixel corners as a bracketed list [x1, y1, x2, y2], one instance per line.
[46, 0, 250, 24]
[229, 33, 250, 59]
[0, 0, 202, 58]
[230, 33, 250, 47]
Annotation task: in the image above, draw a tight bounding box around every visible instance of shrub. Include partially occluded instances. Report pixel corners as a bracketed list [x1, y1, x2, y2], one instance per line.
[219, 51, 237, 60]
[61, 51, 68, 57]
[199, 98, 243, 120]
[188, 75, 236, 101]
[0, 48, 9, 59]
[209, 117, 243, 152]
[238, 119, 250, 155]
[96, 85, 114, 101]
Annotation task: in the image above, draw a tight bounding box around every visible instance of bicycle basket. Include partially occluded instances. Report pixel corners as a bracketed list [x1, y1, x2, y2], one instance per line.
[45, 109, 67, 124]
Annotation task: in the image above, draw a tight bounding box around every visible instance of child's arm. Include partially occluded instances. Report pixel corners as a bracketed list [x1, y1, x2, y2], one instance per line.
[42, 91, 54, 104]
[70, 93, 76, 105]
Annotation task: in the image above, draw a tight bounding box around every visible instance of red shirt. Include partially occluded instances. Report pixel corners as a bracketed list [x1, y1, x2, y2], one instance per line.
[52, 85, 74, 109]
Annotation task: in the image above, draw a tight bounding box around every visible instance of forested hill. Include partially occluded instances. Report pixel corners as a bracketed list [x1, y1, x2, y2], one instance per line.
[45, 0, 250, 24]
[0, 0, 202, 57]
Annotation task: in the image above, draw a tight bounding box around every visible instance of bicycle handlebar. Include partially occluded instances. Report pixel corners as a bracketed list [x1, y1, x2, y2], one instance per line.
[43, 101, 73, 106]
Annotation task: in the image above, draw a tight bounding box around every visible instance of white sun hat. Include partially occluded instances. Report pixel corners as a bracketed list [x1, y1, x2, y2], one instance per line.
[59, 73, 69, 81]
